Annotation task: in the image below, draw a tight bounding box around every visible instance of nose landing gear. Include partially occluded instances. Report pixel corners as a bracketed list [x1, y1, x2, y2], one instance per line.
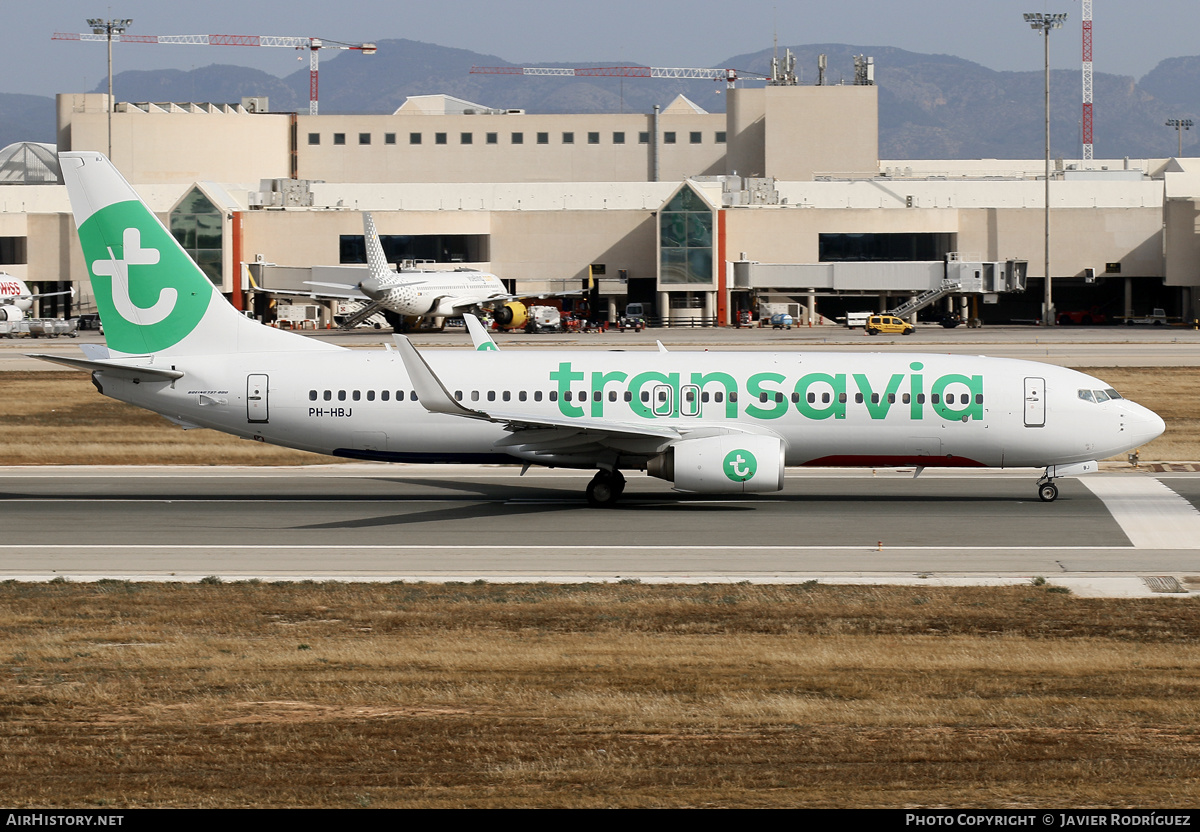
[1037, 479, 1060, 502]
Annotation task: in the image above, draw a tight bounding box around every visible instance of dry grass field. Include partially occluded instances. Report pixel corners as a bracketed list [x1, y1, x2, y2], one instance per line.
[1, 366, 1196, 464]
[1, 581, 1198, 808]
[2, 368, 1198, 807]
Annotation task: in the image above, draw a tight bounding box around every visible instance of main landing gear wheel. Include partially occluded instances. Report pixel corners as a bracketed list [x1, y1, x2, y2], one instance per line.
[586, 470, 626, 507]
[1038, 482, 1059, 503]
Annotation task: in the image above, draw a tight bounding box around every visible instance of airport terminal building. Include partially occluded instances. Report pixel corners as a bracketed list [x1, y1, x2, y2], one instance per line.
[2, 78, 1199, 326]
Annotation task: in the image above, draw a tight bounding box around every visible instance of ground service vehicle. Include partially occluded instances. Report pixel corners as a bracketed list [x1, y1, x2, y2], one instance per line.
[865, 315, 915, 336]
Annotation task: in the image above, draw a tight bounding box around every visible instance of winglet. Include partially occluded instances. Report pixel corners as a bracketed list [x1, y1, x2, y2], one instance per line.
[463, 313, 499, 351]
[657, 340, 668, 353]
[392, 334, 487, 419]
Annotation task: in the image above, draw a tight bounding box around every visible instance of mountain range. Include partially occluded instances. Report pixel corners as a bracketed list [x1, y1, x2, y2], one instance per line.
[3, 39, 1199, 162]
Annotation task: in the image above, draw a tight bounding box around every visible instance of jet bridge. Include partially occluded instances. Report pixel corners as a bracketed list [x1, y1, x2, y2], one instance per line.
[731, 255, 1027, 316]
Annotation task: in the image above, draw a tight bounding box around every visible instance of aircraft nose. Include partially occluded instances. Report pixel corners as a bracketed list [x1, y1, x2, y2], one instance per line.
[358, 277, 383, 299]
[1129, 404, 1166, 447]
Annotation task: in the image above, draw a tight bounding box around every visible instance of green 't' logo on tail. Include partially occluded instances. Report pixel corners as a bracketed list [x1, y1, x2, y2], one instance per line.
[78, 200, 212, 354]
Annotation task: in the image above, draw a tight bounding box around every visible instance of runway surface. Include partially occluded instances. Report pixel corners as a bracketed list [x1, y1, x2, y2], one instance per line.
[3, 464, 1197, 597]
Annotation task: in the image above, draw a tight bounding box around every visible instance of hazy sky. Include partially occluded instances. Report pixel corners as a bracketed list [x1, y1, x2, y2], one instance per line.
[12, 0, 1200, 99]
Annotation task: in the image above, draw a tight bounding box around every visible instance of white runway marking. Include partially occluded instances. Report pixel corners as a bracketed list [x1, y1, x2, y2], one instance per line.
[1083, 476, 1200, 549]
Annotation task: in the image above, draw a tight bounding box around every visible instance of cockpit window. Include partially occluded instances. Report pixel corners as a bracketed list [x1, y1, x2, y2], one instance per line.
[1093, 390, 1110, 403]
[1105, 388, 1122, 400]
[1078, 389, 1095, 403]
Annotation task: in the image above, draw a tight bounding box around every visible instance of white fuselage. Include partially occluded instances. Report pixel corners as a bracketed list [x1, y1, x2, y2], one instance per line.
[365, 270, 508, 318]
[94, 348, 1164, 471]
[0, 275, 33, 317]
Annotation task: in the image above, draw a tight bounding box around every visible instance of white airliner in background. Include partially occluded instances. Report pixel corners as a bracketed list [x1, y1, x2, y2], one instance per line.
[0, 273, 73, 321]
[306, 213, 589, 329]
[34, 152, 1165, 506]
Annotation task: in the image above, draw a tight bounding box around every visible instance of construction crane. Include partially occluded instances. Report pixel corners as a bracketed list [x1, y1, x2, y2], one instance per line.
[470, 65, 768, 89]
[52, 31, 376, 115]
[1080, 0, 1094, 161]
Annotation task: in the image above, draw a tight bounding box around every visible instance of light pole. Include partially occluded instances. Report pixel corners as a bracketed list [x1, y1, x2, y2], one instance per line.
[1025, 12, 1066, 327]
[86, 17, 132, 161]
[1166, 118, 1193, 157]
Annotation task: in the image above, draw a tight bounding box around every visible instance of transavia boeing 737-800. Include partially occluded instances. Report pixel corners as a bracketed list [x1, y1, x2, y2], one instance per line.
[34, 152, 1165, 506]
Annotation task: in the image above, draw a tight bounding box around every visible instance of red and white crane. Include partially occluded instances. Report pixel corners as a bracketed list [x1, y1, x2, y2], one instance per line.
[51, 31, 376, 115]
[1081, 0, 1094, 161]
[470, 65, 767, 89]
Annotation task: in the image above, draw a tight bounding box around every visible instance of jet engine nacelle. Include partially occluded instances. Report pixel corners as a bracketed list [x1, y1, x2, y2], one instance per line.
[0, 306, 24, 322]
[648, 434, 786, 493]
[493, 301, 528, 330]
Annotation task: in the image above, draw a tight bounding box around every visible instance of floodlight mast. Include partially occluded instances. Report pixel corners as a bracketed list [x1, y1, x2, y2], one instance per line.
[1025, 12, 1067, 327]
[1166, 118, 1193, 157]
[86, 17, 132, 160]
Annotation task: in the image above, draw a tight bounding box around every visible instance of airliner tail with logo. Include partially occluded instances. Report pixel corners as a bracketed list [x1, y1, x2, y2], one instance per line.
[34, 152, 1165, 505]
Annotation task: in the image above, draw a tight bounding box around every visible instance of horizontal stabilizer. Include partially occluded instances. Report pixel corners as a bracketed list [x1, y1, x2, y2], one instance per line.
[28, 353, 184, 381]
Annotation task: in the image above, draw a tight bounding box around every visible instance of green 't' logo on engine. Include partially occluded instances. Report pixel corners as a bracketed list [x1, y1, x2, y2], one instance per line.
[723, 449, 757, 482]
[78, 200, 211, 354]
[476, 341, 499, 351]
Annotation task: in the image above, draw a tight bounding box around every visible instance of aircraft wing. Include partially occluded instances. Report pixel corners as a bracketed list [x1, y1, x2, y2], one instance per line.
[2, 288, 74, 304]
[452, 284, 591, 312]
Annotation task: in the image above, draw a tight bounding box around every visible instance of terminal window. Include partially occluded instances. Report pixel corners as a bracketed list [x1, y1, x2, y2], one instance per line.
[0, 237, 27, 265]
[333, 133, 346, 145]
[461, 132, 473, 144]
[170, 187, 223, 286]
[715, 131, 727, 143]
[562, 132, 575, 144]
[537, 132, 549, 144]
[659, 184, 713, 286]
[638, 132, 650, 144]
[410, 133, 422, 145]
[486, 132, 498, 144]
[690, 132, 702, 144]
[512, 132, 524, 144]
[307, 133, 320, 145]
[435, 133, 447, 145]
[663, 132, 676, 144]
[613, 132, 625, 144]
[588, 132, 600, 144]
[385, 133, 396, 144]
[359, 133, 371, 145]
[818, 232, 955, 262]
[340, 233, 490, 265]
